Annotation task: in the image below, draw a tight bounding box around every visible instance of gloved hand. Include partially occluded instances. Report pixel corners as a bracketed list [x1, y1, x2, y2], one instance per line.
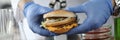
[24, 2, 58, 36]
[65, 0, 113, 35]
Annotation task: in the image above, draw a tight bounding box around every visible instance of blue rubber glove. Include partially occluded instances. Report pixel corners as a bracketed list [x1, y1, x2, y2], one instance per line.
[23, 2, 58, 36]
[65, 0, 113, 35]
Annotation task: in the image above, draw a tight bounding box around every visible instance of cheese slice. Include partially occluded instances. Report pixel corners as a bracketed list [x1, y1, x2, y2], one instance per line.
[46, 23, 78, 34]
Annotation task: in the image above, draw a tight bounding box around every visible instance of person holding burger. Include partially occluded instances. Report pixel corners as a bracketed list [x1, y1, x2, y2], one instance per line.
[18, 0, 117, 36]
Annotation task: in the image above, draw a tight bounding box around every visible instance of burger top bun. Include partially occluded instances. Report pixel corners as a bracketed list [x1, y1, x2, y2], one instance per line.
[43, 10, 76, 18]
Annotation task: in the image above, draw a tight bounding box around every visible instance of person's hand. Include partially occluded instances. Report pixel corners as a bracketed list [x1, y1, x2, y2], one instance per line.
[24, 2, 58, 36]
[65, 0, 113, 35]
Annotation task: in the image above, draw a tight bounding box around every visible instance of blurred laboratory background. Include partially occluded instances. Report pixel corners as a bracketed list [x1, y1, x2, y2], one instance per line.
[0, 0, 119, 40]
[0, 0, 21, 40]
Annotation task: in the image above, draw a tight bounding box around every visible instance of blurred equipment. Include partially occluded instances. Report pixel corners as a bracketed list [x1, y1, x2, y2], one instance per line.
[114, 17, 120, 40]
[1, 4, 11, 9]
[81, 25, 113, 40]
[113, 0, 120, 40]
[0, 9, 20, 40]
[49, 0, 66, 9]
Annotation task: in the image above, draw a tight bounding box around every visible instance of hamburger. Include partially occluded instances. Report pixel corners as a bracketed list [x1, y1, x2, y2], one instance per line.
[41, 10, 78, 34]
